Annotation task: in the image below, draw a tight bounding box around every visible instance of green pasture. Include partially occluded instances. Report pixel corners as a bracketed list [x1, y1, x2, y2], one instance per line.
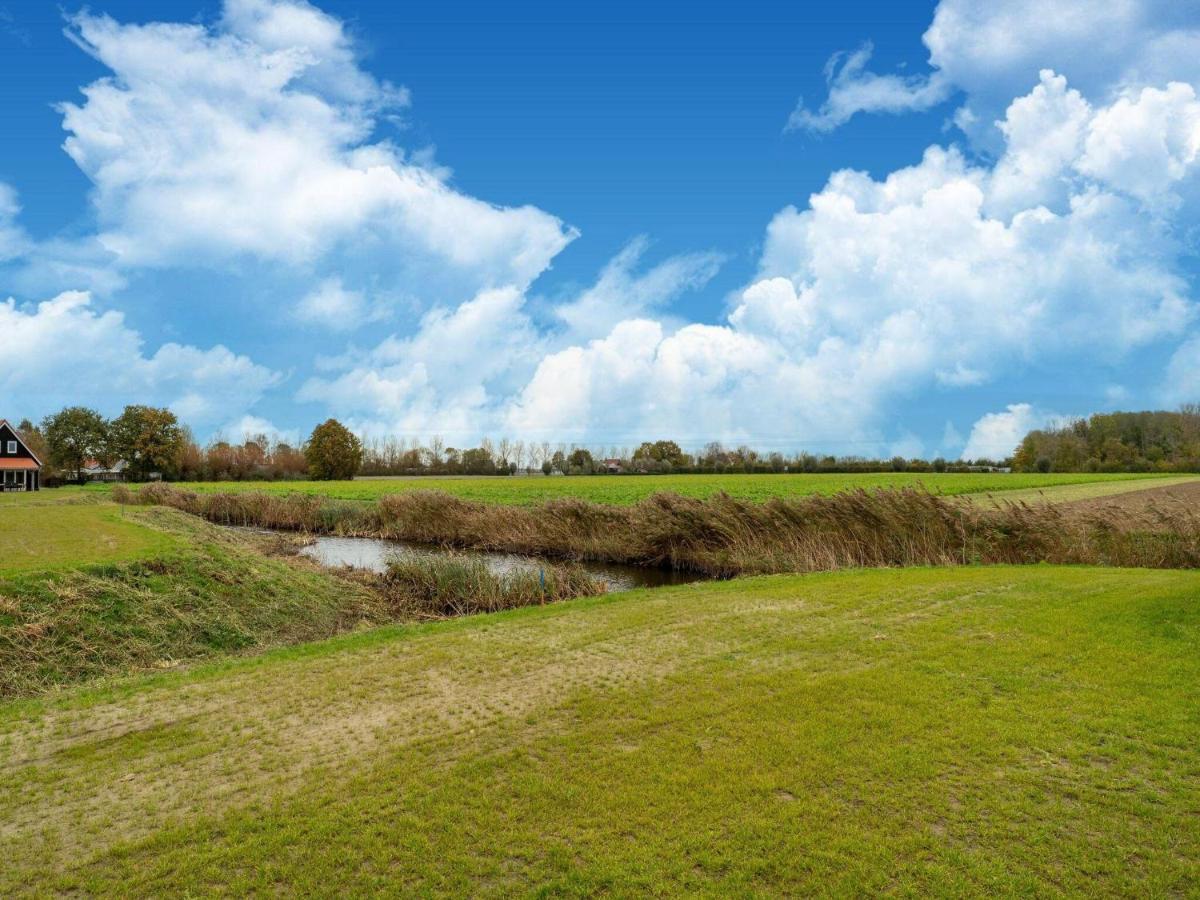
[0, 494, 176, 573]
[1, 565, 1196, 895]
[87, 470, 1184, 506]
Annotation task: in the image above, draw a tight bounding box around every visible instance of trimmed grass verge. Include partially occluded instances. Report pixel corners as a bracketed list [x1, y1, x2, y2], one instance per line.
[0, 566, 1196, 895]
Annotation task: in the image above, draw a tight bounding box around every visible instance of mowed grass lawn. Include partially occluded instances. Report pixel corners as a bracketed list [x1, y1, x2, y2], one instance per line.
[89, 470, 1183, 505]
[0, 495, 176, 572]
[1, 565, 1196, 895]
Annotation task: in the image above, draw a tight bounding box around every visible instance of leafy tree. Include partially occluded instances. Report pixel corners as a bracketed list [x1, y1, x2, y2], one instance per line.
[42, 406, 109, 481]
[16, 419, 50, 467]
[633, 439, 686, 467]
[568, 448, 594, 473]
[273, 443, 309, 478]
[305, 419, 363, 480]
[460, 447, 497, 475]
[1012, 407, 1200, 472]
[178, 429, 205, 480]
[110, 405, 186, 480]
[551, 450, 567, 474]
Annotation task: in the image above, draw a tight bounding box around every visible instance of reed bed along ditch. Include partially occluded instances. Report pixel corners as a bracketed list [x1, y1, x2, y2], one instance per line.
[116, 482, 1200, 576]
[375, 554, 607, 619]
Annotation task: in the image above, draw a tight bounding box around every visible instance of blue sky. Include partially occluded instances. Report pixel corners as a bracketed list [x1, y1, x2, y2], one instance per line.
[1, 0, 1198, 458]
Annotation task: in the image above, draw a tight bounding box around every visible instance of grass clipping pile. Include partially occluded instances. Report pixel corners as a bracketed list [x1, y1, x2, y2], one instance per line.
[121, 481, 1200, 576]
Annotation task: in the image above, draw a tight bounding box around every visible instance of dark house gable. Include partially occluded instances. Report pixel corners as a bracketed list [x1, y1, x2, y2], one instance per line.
[0, 420, 42, 492]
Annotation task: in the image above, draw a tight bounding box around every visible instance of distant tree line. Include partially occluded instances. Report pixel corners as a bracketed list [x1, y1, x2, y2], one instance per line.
[21, 406, 1035, 484]
[356, 436, 1004, 476]
[24, 408, 364, 483]
[1013, 407, 1200, 473]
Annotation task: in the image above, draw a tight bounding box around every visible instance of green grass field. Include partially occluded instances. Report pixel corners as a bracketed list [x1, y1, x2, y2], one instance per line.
[88, 470, 1185, 505]
[1, 565, 1196, 895]
[3, 480, 1197, 892]
[0, 498, 177, 573]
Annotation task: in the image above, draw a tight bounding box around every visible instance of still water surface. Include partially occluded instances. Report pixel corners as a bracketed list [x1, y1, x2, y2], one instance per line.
[298, 534, 705, 593]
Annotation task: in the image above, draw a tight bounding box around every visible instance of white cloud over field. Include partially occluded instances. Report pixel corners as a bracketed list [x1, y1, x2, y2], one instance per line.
[500, 68, 1197, 446]
[961, 403, 1056, 461]
[2, 0, 1199, 451]
[59, 3, 574, 291]
[0, 292, 280, 427]
[789, 0, 1200, 143]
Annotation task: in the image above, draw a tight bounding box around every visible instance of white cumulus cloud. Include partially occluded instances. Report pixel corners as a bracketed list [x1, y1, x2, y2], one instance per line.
[961, 403, 1056, 460]
[58, 2, 574, 295]
[1162, 334, 1200, 407]
[298, 286, 542, 439]
[0, 291, 280, 428]
[793, 0, 1200, 145]
[500, 70, 1197, 447]
[295, 277, 376, 331]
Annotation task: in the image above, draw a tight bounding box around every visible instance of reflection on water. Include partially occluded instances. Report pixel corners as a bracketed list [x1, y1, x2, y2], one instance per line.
[298, 535, 705, 592]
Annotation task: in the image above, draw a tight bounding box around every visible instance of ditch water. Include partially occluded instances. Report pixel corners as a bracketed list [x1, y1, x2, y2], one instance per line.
[296, 534, 706, 593]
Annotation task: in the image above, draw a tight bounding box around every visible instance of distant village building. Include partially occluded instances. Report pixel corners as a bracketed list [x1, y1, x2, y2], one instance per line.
[82, 459, 129, 483]
[602, 458, 622, 474]
[0, 420, 42, 492]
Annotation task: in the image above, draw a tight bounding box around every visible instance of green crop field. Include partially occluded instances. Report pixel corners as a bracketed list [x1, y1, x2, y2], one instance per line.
[1, 565, 1196, 895]
[88, 470, 1184, 506]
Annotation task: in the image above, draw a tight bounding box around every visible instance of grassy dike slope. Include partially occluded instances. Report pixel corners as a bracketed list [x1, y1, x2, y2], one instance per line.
[0, 501, 390, 697]
[2, 567, 1196, 895]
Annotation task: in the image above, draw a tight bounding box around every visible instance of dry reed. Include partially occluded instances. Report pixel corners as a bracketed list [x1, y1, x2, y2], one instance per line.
[377, 554, 606, 619]
[119, 484, 1200, 576]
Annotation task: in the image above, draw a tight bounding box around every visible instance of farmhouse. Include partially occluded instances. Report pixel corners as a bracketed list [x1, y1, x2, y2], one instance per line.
[0, 420, 42, 492]
[82, 459, 128, 483]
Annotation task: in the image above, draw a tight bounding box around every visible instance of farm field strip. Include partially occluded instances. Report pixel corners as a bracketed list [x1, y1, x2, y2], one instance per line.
[965, 473, 1200, 506]
[0, 566, 1196, 894]
[88, 471, 1183, 506]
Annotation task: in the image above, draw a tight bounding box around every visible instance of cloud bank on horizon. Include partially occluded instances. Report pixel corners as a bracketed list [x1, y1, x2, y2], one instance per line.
[1, 0, 1198, 460]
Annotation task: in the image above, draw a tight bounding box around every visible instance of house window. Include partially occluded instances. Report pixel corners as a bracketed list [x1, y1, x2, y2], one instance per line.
[5, 441, 15, 454]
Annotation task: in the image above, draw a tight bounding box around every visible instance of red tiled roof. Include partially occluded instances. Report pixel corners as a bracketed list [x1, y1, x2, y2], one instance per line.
[0, 458, 39, 471]
[0, 419, 44, 467]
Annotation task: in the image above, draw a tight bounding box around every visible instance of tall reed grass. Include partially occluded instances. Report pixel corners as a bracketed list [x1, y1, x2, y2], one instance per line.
[377, 555, 606, 619]
[118, 484, 1200, 575]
